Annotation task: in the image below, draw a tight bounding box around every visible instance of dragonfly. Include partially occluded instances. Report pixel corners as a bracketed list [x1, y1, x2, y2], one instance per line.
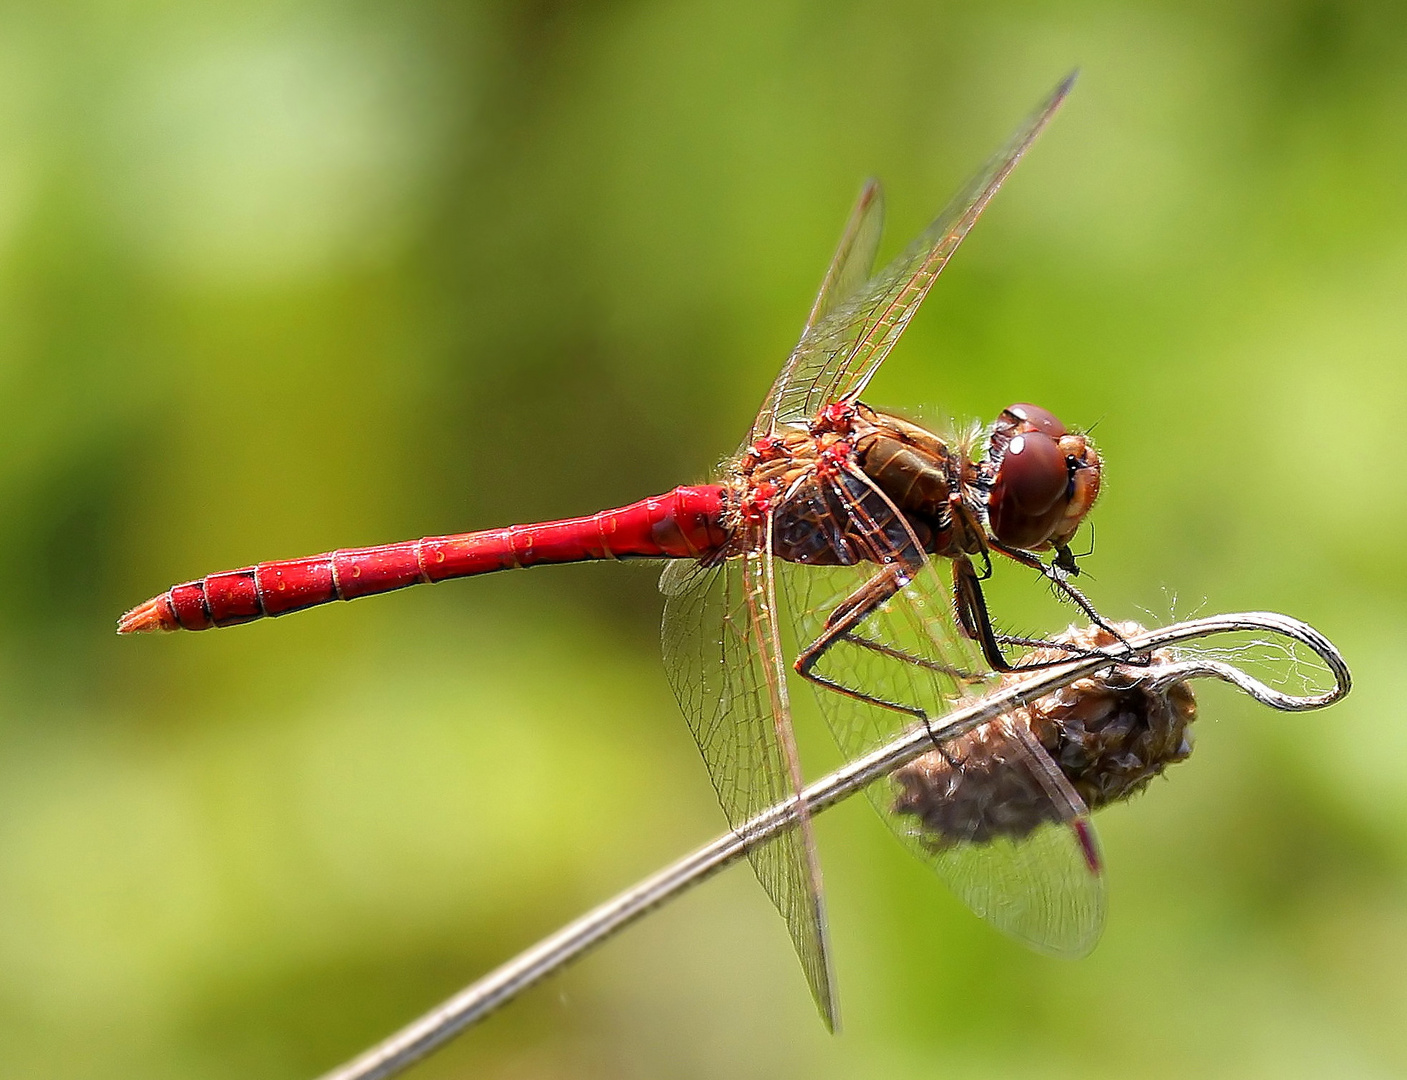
[120, 73, 1131, 1028]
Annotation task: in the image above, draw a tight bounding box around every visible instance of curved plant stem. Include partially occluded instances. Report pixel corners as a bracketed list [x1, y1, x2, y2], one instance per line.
[316, 611, 1350, 1080]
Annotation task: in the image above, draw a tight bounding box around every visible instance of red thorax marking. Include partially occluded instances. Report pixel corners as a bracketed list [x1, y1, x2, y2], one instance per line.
[813, 402, 856, 433]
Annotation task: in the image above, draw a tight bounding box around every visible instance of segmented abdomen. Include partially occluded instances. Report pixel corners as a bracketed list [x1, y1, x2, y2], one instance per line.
[119, 485, 728, 633]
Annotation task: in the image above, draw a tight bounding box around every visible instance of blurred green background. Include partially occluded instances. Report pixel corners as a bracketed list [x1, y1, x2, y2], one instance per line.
[0, 1, 1403, 1077]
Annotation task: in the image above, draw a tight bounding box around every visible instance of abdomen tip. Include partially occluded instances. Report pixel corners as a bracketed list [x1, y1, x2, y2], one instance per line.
[117, 596, 178, 634]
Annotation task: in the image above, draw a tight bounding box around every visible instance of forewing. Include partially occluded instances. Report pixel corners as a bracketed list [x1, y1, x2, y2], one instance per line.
[759, 73, 1076, 433]
[660, 553, 837, 1028]
[780, 465, 1105, 954]
[751, 179, 885, 441]
[803, 178, 886, 336]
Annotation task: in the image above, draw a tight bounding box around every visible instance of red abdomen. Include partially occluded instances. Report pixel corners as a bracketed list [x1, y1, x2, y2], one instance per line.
[119, 485, 728, 633]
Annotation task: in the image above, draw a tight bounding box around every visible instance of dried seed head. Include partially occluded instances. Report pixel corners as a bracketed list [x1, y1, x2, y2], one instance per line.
[892, 622, 1197, 847]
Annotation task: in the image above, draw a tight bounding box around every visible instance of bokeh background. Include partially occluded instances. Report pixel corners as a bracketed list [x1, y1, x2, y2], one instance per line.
[0, 2, 1403, 1077]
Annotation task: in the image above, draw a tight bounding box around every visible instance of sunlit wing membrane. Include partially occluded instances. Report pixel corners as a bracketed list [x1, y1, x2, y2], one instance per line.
[664, 72, 1082, 1016]
[777, 467, 987, 736]
[905, 711, 1105, 956]
[751, 179, 885, 442]
[803, 178, 886, 338]
[779, 466, 988, 759]
[911, 799, 1106, 956]
[780, 464, 1105, 954]
[660, 555, 838, 1028]
[760, 72, 1076, 433]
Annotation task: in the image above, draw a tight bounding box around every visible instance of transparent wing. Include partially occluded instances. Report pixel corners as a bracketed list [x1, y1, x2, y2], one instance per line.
[660, 551, 837, 1028]
[751, 179, 885, 441]
[779, 464, 1105, 954]
[889, 713, 1107, 956]
[776, 466, 992, 750]
[758, 72, 1076, 434]
[909, 800, 1106, 955]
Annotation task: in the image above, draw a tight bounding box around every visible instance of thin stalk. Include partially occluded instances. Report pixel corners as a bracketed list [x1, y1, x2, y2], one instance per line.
[317, 611, 1349, 1080]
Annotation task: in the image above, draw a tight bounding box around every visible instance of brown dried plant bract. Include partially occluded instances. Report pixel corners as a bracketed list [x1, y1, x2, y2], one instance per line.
[892, 623, 1197, 846]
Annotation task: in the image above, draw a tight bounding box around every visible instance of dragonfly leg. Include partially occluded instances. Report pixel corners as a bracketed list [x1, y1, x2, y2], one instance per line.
[795, 564, 933, 721]
[795, 564, 1043, 761]
[1053, 539, 1081, 576]
[836, 632, 983, 684]
[991, 542, 1145, 663]
[952, 555, 1125, 673]
[953, 555, 1024, 671]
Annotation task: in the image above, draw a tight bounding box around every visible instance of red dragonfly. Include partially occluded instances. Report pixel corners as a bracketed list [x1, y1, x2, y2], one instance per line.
[121, 74, 1113, 1027]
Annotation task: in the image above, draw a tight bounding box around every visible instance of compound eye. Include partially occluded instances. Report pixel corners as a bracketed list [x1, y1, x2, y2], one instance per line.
[989, 431, 1069, 549]
[1002, 403, 1067, 439]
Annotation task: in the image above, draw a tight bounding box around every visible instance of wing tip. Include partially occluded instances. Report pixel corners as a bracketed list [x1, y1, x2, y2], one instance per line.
[1033, 69, 1079, 130]
[809, 948, 842, 1034]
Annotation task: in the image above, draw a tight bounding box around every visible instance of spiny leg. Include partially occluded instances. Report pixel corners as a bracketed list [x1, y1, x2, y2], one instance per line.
[794, 564, 1028, 763]
[991, 541, 1146, 663]
[794, 564, 930, 722]
[952, 555, 1127, 673]
[835, 631, 983, 684]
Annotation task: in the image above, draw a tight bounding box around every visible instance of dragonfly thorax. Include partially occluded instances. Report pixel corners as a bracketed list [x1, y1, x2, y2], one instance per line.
[727, 403, 985, 566]
[846, 404, 987, 559]
[843, 401, 1102, 560]
[731, 400, 1102, 570]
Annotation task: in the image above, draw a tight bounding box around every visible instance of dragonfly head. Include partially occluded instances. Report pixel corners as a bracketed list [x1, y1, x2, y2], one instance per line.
[986, 403, 1102, 552]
